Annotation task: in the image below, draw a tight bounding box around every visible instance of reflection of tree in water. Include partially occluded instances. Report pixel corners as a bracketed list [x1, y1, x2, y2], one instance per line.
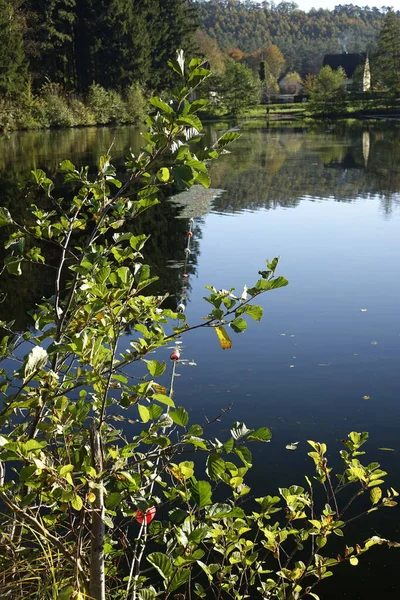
[0, 127, 201, 331]
[208, 122, 400, 215]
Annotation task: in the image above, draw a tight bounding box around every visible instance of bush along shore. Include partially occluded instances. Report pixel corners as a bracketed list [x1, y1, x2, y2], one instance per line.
[0, 81, 148, 132]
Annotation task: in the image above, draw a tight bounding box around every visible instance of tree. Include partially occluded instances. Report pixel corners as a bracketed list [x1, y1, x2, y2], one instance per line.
[220, 58, 259, 116]
[0, 0, 27, 95]
[280, 70, 302, 94]
[22, 0, 76, 87]
[303, 72, 316, 96]
[194, 29, 227, 75]
[265, 44, 286, 80]
[309, 64, 346, 114]
[374, 10, 400, 92]
[259, 60, 266, 82]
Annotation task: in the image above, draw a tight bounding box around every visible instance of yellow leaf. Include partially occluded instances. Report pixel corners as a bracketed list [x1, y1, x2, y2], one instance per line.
[152, 383, 167, 395]
[215, 326, 232, 350]
[166, 464, 185, 483]
[88, 492, 96, 503]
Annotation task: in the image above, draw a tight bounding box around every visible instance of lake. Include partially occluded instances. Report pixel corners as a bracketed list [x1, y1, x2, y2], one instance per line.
[0, 120, 399, 598]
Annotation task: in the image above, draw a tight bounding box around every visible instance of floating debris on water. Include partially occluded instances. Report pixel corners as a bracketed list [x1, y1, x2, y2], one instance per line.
[362, 395, 371, 400]
[169, 185, 225, 219]
[286, 442, 299, 451]
[360, 308, 368, 312]
[371, 341, 379, 345]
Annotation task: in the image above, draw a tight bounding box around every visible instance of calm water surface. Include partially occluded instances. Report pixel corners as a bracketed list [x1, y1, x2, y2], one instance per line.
[0, 121, 399, 598]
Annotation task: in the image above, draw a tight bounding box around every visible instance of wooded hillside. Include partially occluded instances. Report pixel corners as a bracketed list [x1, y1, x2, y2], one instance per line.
[196, 1, 394, 75]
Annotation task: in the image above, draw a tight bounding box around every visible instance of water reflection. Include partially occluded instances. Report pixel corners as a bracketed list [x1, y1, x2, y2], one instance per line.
[209, 121, 400, 215]
[0, 121, 400, 329]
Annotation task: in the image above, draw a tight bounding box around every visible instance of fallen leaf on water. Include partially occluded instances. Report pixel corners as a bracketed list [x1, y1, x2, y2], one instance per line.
[280, 333, 286, 336]
[378, 447, 396, 452]
[362, 395, 371, 400]
[371, 341, 378, 345]
[286, 442, 299, 451]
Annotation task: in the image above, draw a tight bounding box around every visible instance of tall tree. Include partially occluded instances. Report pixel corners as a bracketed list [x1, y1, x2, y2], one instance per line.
[309, 65, 346, 114]
[374, 10, 400, 92]
[22, 0, 76, 87]
[0, 0, 27, 95]
[220, 58, 259, 116]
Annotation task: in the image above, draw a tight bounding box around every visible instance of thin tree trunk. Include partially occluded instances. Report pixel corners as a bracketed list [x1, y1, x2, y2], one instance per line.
[89, 425, 105, 600]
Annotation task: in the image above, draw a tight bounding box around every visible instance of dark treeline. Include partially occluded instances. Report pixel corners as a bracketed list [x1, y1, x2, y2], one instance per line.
[196, 0, 396, 75]
[1, 0, 197, 95]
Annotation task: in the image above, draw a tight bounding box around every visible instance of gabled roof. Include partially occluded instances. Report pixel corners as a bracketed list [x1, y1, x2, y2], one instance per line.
[322, 53, 367, 78]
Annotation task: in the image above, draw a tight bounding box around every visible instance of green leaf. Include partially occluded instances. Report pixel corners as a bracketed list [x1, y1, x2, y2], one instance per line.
[138, 404, 151, 423]
[235, 446, 252, 467]
[206, 454, 226, 480]
[157, 167, 170, 182]
[195, 172, 211, 188]
[349, 556, 359, 566]
[138, 589, 156, 600]
[247, 427, 272, 443]
[170, 407, 189, 427]
[59, 464, 74, 477]
[149, 97, 174, 115]
[0, 207, 12, 227]
[237, 304, 264, 321]
[106, 492, 122, 510]
[230, 317, 247, 333]
[59, 159, 75, 173]
[191, 480, 212, 509]
[145, 360, 166, 377]
[370, 486, 382, 505]
[71, 494, 83, 511]
[147, 552, 173, 580]
[169, 568, 190, 592]
[152, 393, 175, 407]
[216, 131, 241, 148]
[4, 256, 22, 276]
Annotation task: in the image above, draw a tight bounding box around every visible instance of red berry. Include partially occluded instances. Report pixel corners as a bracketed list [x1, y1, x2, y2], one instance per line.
[182, 273, 188, 279]
[186, 231, 193, 237]
[135, 507, 156, 525]
[170, 349, 180, 361]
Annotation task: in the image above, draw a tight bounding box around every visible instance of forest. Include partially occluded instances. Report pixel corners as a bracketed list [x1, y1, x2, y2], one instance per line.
[196, 0, 394, 75]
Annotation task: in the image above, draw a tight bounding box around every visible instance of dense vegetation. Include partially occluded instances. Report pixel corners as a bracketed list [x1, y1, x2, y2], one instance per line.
[0, 0, 197, 130]
[196, 0, 394, 76]
[1, 1, 400, 129]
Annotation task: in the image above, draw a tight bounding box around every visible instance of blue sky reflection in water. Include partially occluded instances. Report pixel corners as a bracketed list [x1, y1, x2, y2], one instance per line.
[165, 127, 400, 599]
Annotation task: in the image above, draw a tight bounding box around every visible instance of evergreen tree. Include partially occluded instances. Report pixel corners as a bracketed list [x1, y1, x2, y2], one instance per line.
[375, 11, 400, 92]
[0, 0, 27, 95]
[147, 0, 198, 90]
[22, 0, 76, 87]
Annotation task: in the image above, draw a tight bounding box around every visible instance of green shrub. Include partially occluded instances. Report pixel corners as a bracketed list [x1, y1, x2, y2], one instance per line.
[124, 81, 148, 123]
[0, 99, 17, 131]
[69, 97, 95, 126]
[87, 83, 128, 124]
